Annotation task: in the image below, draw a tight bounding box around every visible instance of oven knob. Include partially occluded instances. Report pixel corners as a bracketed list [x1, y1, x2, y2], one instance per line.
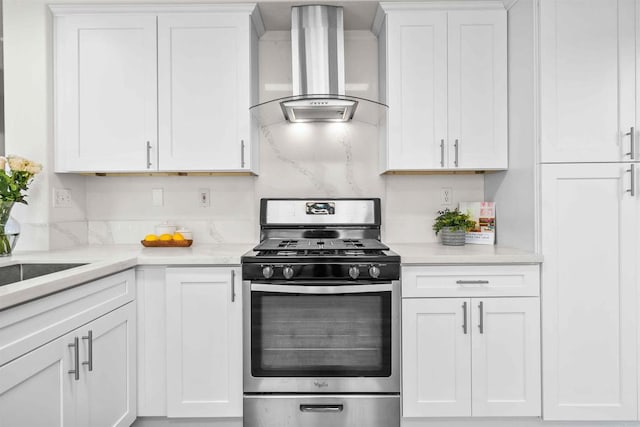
[262, 265, 274, 279]
[348, 265, 360, 280]
[369, 265, 381, 279]
[282, 265, 294, 280]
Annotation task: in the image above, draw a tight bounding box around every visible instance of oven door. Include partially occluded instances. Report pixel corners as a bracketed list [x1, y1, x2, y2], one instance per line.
[243, 281, 400, 393]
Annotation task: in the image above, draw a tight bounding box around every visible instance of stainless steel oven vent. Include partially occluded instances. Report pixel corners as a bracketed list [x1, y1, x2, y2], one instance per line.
[250, 5, 387, 125]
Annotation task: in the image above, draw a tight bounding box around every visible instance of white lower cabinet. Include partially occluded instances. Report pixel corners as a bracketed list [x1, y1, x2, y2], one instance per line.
[0, 330, 76, 426]
[166, 267, 242, 417]
[401, 265, 541, 418]
[0, 302, 136, 427]
[541, 163, 638, 421]
[137, 266, 243, 419]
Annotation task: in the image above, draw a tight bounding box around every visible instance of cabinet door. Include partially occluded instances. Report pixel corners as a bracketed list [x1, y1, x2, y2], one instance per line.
[54, 14, 158, 172]
[541, 163, 638, 420]
[158, 14, 250, 171]
[166, 267, 242, 417]
[540, 0, 636, 163]
[78, 303, 136, 427]
[471, 298, 540, 416]
[0, 331, 77, 427]
[447, 10, 507, 170]
[402, 298, 471, 417]
[385, 10, 448, 170]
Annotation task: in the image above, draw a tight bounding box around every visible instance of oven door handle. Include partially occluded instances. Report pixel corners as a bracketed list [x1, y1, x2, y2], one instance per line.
[250, 283, 393, 294]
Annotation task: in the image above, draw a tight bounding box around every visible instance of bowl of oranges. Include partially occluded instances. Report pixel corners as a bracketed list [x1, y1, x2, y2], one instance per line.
[141, 231, 193, 247]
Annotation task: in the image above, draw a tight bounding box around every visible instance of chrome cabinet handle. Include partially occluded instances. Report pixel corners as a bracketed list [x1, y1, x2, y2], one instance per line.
[456, 280, 489, 285]
[454, 139, 459, 167]
[627, 164, 636, 196]
[462, 301, 468, 334]
[146, 141, 152, 169]
[82, 330, 93, 371]
[300, 404, 344, 413]
[231, 270, 236, 302]
[626, 127, 635, 160]
[240, 140, 246, 168]
[68, 337, 80, 381]
[478, 301, 484, 334]
[440, 139, 445, 167]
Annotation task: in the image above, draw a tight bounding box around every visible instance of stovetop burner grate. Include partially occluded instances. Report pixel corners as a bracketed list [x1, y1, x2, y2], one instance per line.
[254, 238, 389, 253]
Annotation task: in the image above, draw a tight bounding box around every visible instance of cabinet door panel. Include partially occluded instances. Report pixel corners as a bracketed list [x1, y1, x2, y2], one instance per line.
[158, 14, 248, 171]
[79, 303, 136, 427]
[386, 11, 447, 170]
[55, 14, 157, 172]
[447, 10, 507, 170]
[402, 298, 471, 417]
[0, 332, 76, 427]
[540, 0, 636, 162]
[166, 267, 242, 417]
[472, 298, 540, 416]
[541, 163, 638, 420]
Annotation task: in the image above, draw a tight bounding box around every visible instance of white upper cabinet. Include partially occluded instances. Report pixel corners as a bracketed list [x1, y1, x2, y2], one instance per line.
[376, 3, 507, 172]
[52, 5, 262, 173]
[54, 13, 158, 172]
[157, 13, 255, 172]
[540, 0, 637, 163]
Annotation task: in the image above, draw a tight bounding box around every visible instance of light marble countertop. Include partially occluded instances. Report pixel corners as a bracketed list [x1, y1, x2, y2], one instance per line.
[0, 242, 540, 310]
[0, 243, 253, 310]
[388, 243, 543, 264]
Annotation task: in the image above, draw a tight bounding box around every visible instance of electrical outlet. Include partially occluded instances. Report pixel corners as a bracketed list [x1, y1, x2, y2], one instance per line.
[440, 187, 452, 206]
[198, 189, 210, 207]
[53, 188, 72, 208]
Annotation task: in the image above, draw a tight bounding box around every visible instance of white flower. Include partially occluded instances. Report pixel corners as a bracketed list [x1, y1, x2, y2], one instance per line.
[7, 155, 42, 175]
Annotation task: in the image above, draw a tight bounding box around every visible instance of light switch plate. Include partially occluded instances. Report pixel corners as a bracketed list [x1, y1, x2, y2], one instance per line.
[152, 188, 163, 207]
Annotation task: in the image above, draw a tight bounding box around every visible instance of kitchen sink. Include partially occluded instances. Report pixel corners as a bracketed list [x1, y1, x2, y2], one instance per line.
[0, 263, 87, 286]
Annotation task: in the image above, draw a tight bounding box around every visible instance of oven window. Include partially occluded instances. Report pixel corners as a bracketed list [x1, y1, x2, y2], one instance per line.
[251, 291, 392, 377]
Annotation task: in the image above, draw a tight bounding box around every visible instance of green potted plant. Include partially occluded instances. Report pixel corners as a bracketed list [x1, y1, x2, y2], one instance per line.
[432, 208, 475, 246]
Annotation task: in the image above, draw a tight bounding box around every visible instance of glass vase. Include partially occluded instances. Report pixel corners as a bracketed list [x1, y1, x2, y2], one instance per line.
[0, 201, 19, 256]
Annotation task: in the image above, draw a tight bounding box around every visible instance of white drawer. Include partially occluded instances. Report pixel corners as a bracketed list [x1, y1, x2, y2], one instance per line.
[402, 264, 540, 297]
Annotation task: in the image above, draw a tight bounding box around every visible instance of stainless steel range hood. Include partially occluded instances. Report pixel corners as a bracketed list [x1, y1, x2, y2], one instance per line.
[251, 5, 387, 125]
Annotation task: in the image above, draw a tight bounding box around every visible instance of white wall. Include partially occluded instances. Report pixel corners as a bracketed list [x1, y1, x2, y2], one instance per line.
[485, 0, 538, 251]
[4, 0, 485, 249]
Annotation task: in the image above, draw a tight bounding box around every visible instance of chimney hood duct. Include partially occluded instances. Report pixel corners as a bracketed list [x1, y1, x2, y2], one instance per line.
[250, 5, 387, 125]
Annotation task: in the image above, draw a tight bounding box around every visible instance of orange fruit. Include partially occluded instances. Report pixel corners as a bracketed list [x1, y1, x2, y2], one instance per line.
[172, 232, 185, 241]
[159, 233, 173, 241]
[144, 234, 159, 241]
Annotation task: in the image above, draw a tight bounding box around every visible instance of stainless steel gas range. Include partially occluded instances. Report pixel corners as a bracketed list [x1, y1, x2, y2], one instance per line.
[241, 198, 400, 427]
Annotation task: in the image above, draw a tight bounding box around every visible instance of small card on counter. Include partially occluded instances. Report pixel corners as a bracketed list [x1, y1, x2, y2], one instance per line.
[460, 201, 495, 245]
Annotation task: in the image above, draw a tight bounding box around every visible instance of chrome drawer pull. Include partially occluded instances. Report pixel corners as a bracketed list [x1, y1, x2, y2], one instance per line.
[231, 270, 236, 302]
[626, 127, 635, 159]
[456, 280, 489, 285]
[68, 337, 80, 381]
[462, 301, 468, 334]
[82, 330, 93, 371]
[440, 139, 445, 167]
[454, 139, 459, 167]
[300, 404, 344, 413]
[478, 301, 484, 334]
[626, 164, 635, 196]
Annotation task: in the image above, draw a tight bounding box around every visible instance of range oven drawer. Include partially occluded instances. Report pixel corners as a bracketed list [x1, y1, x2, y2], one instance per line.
[244, 395, 400, 427]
